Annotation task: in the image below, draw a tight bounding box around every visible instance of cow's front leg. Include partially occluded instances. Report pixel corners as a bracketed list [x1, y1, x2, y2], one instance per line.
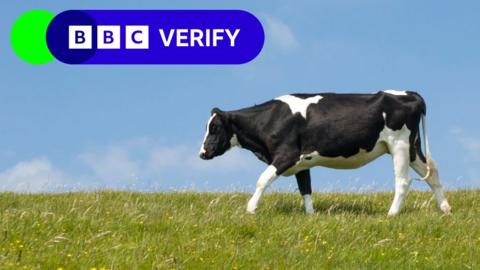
[296, 170, 315, 214]
[247, 152, 298, 214]
[247, 165, 279, 214]
[388, 140, 413, 217]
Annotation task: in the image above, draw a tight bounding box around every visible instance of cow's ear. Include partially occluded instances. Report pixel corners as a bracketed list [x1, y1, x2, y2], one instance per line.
[211, 107, 230, 124]
[211, 107, 223, 115]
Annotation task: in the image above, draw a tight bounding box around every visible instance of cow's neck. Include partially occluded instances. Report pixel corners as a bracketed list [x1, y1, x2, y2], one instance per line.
[227, 108, 272, 164]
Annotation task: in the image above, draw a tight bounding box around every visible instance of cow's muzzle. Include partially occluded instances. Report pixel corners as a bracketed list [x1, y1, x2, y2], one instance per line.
[199, 152, 212, 160]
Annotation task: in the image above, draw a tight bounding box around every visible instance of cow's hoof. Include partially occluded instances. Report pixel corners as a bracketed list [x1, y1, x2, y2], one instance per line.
[246, 204, 257, 214]
[305, 208, 315, 215]
[387, 210, 399, 217]
[441, 201, 452, 215]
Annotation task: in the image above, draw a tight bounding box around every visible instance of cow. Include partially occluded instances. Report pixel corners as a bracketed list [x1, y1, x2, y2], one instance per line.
[199, 90, 451, 216]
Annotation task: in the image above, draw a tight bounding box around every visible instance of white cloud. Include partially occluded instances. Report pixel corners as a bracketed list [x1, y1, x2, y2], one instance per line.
[77, 138, 261, 186]
[79, 146, 140, 184]
[452, 128, 480, 161]
[0, 158, 70, 192]
[263, 15, 299, 51]
[148, 145, 189, 169]
[0, 137, 265, 193]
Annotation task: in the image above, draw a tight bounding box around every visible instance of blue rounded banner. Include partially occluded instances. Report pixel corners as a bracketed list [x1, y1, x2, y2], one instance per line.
[46, 10, 265, 64]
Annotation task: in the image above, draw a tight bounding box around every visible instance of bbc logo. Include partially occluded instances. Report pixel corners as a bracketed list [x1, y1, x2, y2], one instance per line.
[68, 25, 149, 49]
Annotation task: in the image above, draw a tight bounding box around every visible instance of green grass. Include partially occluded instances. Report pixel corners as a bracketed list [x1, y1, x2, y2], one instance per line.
[0, 190, 479, 269]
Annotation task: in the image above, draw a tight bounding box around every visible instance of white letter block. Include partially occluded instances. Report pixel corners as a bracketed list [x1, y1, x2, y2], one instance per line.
[69, 25, 92, 49]
[126, 25, 149, 49]
[97, 25, 120, 49]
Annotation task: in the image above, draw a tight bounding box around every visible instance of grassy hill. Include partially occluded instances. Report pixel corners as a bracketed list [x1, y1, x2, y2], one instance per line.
[0, 190, 479, 269]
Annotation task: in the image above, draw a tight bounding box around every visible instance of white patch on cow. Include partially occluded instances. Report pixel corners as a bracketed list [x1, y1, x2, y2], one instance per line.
[199, 113, 217, 155]
[230, 134, 241, 148]
[275, 95, 323, 119]
[303, 194, 315, 214]
[382, 112, 387, 121]
[247, 165, 278, 213]
[282, 124, 412, 176]
[384, 126, 412, 216]
[383, 90, 408, 96]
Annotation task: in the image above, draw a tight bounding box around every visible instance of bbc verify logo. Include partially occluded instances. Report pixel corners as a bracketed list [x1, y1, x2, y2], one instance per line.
[11, 10, 264, 64]
[69, 25, 149, 49]
[69, 25, 241, 50]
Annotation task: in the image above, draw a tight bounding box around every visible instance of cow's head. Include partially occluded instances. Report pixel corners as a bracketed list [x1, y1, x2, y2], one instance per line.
[199, 108, 234, 160]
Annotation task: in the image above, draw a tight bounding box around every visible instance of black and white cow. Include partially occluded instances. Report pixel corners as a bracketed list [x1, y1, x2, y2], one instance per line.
[199, 90, 451, 216]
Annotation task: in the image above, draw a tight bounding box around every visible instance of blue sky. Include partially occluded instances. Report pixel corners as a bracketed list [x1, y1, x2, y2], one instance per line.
[1, 1, 479, 193]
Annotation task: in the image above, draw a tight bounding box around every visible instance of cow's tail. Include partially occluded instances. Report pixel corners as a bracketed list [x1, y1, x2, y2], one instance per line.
[421, 113, 433, 180]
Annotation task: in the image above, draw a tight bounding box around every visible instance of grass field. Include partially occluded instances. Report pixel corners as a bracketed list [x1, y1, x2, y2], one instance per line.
[0, 190, 479, 269]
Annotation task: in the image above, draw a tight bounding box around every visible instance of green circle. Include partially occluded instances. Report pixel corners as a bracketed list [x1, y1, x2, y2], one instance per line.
[11, 10, 55, 64]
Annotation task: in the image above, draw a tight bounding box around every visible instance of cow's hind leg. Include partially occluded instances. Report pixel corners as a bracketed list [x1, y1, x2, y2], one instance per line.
[388, 140, 413, 217]
[410, 156, 451, 214]
[247, 165, 279, 214]
[296, 170, 314, 214]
